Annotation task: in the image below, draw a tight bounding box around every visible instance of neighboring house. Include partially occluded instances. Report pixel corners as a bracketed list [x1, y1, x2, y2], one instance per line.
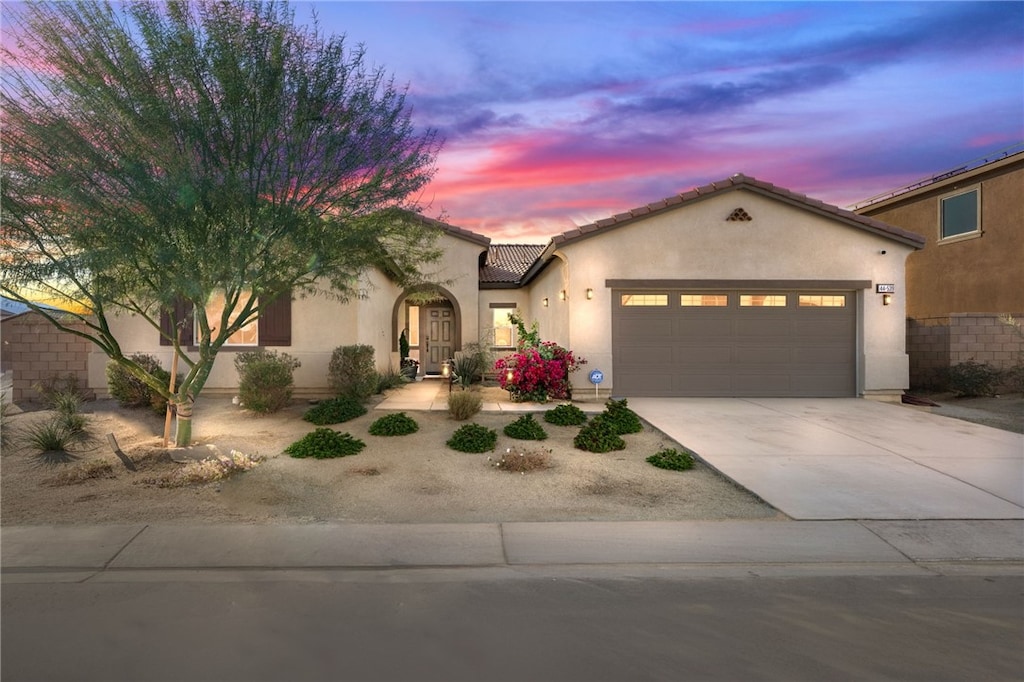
[83, 173, 924, 401]
[854, 149, 1024, 388]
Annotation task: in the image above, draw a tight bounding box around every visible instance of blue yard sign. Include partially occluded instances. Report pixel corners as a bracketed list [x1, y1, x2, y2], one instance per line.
[589, 370, 604, 384]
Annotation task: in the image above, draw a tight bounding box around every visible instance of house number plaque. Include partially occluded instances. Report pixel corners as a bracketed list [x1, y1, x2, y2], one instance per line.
[876, 284, 895, 293]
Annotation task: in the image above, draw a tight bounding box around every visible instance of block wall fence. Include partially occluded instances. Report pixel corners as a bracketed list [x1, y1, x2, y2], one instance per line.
[907, 313, 1024, 389]
[1, 313, 93, 403]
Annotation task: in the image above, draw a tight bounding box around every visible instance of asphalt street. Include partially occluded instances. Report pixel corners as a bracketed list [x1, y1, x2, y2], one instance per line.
[3, 568, 1022, 682]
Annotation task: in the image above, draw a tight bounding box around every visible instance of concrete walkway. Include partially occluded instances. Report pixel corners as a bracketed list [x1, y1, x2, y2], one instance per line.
[3, 520, 1022, 578]
[629, 398, 1024, 521]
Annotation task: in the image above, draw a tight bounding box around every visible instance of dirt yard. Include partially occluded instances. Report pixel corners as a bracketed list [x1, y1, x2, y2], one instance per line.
[1, 389, 782, 525]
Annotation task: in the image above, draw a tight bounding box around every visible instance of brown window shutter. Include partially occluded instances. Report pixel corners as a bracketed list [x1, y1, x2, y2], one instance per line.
[258, 293, 292, 346]
[159, 299, 194, 346]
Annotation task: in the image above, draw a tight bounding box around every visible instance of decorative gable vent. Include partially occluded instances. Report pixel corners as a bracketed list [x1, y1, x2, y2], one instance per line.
[727, 207, 752, 221]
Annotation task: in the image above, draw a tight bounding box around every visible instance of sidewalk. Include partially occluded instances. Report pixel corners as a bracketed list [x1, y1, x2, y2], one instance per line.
[3, 520, 1022, 579]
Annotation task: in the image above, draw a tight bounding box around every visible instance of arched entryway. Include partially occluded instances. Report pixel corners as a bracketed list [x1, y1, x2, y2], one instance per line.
[392, 286, 463, 376]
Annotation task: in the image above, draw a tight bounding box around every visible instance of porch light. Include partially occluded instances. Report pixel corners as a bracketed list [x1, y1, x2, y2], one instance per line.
[586, 288, 594, 300]
[882, 294, 893, 306]
[441, 362, 450, 378]
[559, 289, 566, 301]
[543, 297, 549, 307]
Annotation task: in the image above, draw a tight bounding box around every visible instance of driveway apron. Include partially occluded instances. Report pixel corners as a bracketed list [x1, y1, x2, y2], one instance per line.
[627, 398, 1024, 520]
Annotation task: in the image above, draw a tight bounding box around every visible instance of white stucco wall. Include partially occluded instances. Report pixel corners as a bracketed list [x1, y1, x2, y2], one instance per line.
[555, 189, 915, 396]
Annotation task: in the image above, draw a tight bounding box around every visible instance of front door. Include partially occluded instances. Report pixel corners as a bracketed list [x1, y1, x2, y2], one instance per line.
[421, 304, 454, 374]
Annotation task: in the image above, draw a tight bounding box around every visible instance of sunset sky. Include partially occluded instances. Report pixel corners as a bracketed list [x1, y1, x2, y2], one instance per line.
[306, 1, 1023, 242]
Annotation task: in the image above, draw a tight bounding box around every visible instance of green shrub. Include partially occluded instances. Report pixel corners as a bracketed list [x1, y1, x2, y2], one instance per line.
[647, 447, 695, 471]
[303, 397, 367, 425]
[285, 428, 365, 459]
[369, 412, 419, 436]
[489, 446, 552, 473]
[329, 345, 377, 402]
[106, 354, 178, 414]
[47, 390, 91, 441]
[448, 390, 482, 420]
[601, 398, 643, 434]
[234, 350, 301, 414]
[503, 414, 548, 440]
[376, 367, 407, 393]
[447, 423, 497, 452]
[452, 343, 492, 388]
[947, 360, 1001, 397]
[21, 417, 82, 462]
[1003, 364, 1024, 394]
[544, 403, 587, 426]
[0, 401, 11, 451]
[573, 415, 626, 453]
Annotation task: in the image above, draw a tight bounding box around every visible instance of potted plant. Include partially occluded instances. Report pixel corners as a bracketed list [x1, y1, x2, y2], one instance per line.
[399, 329, 419, 380]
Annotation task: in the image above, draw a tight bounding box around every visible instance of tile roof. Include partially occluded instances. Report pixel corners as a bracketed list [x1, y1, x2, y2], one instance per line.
[550, 173, 925, 249]
[480, 244, 547, 285]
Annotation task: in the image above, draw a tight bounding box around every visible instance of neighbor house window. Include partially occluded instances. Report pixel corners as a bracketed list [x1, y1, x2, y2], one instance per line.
[491, 305, 516, 348]
[940, 187, 980, 240]
[621, 294, 668, 307]
[740, 294, 787, 307]
[799, 295, 846, 307]
[681, 294, 728, 307]
[202, 289, 258, 345]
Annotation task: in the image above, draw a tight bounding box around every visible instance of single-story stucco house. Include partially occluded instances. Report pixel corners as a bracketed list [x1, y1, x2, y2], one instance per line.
[85, 174, 925, 401]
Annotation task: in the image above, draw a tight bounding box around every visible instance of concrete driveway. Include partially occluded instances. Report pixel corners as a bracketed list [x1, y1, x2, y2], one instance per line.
[628, 398, 1024, 521]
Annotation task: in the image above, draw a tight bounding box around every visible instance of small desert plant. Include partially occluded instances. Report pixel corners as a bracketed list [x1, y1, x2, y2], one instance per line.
[1, 401, 12, 450]
[503, 414, 548, 440]
[488, 446, 553, 473]
[34, 373, 87, 405]
[452, 343, 492, 388]
[303, 397, 367, 425]
[234, 350, 301, 414]
[369, 412, 419, 436]
[286, 428, 365, 459]
[21, 418, 81, 462]
[448, 390, 482, 420]
[647, 447, 695, 471]
[106, 354, 179, 414]
[141, 450, 263, 487]
[573, 415, 626, 453]
[544, 403, 587, 426]
[447, 423, 497, 452]
[329, 344, 377, 402]
[947, 360, 1001, 398]
[600, 398, 643, 435]
[376, 367, 407, 393]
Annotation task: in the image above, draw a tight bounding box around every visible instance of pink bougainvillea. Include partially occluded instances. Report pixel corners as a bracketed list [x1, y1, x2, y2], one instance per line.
[495, 341, 586, 402]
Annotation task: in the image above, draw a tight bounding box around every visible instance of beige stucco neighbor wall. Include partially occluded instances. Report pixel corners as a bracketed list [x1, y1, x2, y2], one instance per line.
[554, 189, 916, 397]
[2, 313, 93, 403]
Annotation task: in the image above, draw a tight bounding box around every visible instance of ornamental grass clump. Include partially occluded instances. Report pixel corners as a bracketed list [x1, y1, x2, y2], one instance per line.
[447, 423, 497, 453]
[503, 414, 548, 440]
[544, 403, 587, 426]
[488, 446, 552, 473]
[573, 415, 626, 453]
[369, 412, 419, 436]
[286, 428, 365, 459]
[303, 396, 367, 425]
[646, 447, 696, 471]
[447, 390, 482, 420]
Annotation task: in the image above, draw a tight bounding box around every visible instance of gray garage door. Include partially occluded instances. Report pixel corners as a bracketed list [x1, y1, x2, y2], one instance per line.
[612, 290, 856, 397]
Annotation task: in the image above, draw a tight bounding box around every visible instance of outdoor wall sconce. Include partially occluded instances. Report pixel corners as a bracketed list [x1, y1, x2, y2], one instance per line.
[542, 297, 549, 307]
[586, 288, 594, 300]
[882, 294, 893, 306]
[559, 289, 566, 301]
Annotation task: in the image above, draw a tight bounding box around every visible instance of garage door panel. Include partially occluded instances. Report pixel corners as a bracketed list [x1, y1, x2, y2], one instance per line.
[613, 288, 857, 397]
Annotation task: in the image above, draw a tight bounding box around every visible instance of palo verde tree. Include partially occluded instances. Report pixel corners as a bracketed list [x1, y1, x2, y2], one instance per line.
[1, 0, 444, 445]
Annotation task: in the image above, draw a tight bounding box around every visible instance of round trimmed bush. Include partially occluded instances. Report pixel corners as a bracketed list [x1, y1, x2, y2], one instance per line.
[369, 412, 419, 436]
[573, 415, 626, 453]
[601, 398, 643, 435]
[503, 414, 548, 440]
[647, 447, 695, 471]
[303, 397, 367, 425]
[285, 428, 365, 459]
[447, 423, 497, 453]
[544, 403, 587, 426]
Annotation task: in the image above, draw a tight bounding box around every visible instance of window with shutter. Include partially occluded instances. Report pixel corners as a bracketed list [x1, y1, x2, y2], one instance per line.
[158, 292, 291, 347]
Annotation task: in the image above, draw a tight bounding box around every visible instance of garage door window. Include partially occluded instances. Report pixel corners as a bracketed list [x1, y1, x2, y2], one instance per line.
[798, 295, 846, 307]
[621, 294, 668, 306]
[681, 294, 728, 307]
[740, 294, 787, 307]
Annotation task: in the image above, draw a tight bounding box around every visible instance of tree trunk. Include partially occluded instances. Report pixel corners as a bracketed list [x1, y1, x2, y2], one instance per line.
[174, 397, 194, 447]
